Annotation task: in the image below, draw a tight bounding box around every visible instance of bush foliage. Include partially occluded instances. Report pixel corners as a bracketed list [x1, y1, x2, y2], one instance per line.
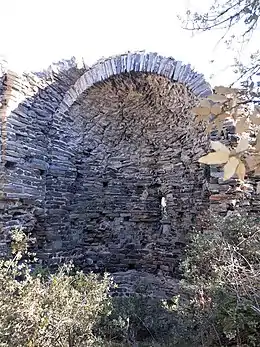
[100, 213, 260, 346]
[178, 213, 260, 346]
[0, 215, 259, 347]
[0, 229, 112, 347]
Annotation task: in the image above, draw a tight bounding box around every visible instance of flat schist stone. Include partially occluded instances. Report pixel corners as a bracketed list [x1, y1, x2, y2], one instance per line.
[57, 52, 211, 112]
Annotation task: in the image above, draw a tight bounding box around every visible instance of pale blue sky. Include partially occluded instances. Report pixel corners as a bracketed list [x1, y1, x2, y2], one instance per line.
[1, 0, 258, 86]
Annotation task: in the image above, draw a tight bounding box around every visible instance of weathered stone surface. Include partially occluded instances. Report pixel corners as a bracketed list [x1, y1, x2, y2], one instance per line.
[44, 73, 208, 289]
[58, 52, 211, 112]
[0, 52, 259, 298]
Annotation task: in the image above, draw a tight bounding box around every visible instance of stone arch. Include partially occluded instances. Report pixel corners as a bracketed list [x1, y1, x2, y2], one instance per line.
[43, 52, 211, 297]
[58, 51, 211, 113]
[1, 53, 258, 297]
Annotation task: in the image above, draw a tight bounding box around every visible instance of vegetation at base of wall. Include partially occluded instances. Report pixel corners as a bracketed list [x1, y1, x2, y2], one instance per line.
[1, 217, 259, 347]
[0, 229, 112, 347]
[177, 213, 260, 346]
[97, 295, 183, 346]
[98, 213, 260, 347]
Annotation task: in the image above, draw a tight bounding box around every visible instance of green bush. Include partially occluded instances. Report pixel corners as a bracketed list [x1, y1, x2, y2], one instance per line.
[0, 229, 112, 347]
[1, 213, 259, 347]
[178, 213, 260, 346]
[98, 295, 181, 346]
[96, 213, 260, 347]
[100, 295, 172, 342]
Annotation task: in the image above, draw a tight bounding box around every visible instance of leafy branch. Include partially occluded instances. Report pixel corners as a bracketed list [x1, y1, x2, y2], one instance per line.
[193, 86, 260, 181]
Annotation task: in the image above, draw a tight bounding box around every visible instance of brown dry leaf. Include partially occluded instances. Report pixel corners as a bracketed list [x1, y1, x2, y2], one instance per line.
[199, 151, 230, 165]
[211, 141, 230, 154]
[211, 104, 222, 115]
[236, 117, 250, 133]
[236, 137, 249, 153]
[192, 107, 211, 116]
[200, 98, 211, 109]
[236, 161, 246, 181]
[223, 157, 239, 180]
[191, 107, 210, 116]
[214, 86, 238, 95]
[207, 94, 227, 103]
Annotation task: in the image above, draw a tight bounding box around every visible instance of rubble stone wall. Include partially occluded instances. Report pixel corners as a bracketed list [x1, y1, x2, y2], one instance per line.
[44, 72, 209, 284]
[1, 52, 258, 297]
[0, 60, 83, 255]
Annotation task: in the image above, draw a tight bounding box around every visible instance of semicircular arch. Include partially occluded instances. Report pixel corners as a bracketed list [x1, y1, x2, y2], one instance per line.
[58, 51, 211, 113]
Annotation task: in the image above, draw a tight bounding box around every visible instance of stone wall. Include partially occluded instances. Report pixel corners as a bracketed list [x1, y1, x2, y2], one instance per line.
[0, 59, 83, 255]
[43, 72, 209, 287]
[0, 52, 259, 298]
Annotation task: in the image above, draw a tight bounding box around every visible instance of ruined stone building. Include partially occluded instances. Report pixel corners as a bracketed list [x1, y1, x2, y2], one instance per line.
[0, 52, 259, 297]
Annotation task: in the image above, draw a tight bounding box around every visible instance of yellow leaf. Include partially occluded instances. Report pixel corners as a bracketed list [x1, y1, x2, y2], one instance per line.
[236, 137, 249, 153]
[200, 98, 211, 108]
[207, 94, 227, 103]
[236, 161, 246, 181]
[223, 157, 239, 180]
[211, 104, 222, 115]
[236, 117, 249, 133]
[199, 151, 230, 165]
[192, 107, 211, 116]
[211, 141, 230, 154]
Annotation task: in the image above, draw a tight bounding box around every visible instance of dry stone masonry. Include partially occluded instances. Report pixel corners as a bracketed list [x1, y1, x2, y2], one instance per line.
[0, 52, 259, 297]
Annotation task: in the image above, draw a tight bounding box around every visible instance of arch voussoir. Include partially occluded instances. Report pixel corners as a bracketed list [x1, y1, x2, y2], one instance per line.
[58, 51, 211, 113]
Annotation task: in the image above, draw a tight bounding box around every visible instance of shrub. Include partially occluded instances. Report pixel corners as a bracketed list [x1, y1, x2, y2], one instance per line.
[98, 294, 191, 347]
[178, 213, 260, 346]
[97, 213, 260, 347]
[2, 213, 259, 347]
[0, 229, 112, 347]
